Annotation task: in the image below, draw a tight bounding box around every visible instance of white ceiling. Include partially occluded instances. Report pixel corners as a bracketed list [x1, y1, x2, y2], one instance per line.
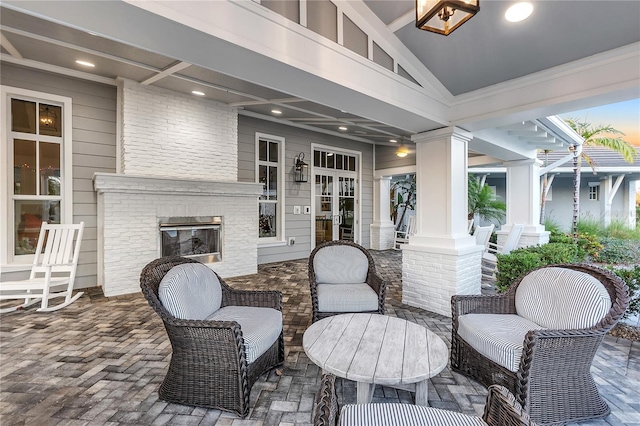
[1, 0, 638, 160]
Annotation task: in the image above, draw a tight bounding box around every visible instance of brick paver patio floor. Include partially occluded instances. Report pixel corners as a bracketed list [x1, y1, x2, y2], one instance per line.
[1, 250, 638, 425]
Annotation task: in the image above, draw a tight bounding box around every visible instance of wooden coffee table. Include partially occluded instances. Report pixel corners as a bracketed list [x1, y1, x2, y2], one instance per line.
[303, 313, 448, 406]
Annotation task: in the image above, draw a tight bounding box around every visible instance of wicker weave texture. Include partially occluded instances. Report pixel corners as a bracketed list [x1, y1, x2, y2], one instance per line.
[451, 263, 630, 425]
[308, 240, 387, 323]
[140, 256, 285, 418]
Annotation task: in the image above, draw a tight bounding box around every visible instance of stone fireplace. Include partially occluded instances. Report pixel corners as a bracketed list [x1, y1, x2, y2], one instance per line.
[94, 174, 262, 297]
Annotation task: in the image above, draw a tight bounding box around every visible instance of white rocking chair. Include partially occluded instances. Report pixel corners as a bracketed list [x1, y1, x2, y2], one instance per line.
[473, 224, 495, 250]
[0, 222, 85, 313]
[394, 216, 416, 250]
[481, 224, 524, 282]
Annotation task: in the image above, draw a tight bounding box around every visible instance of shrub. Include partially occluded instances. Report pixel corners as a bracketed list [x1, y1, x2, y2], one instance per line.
[495, 242, 582, 292]
[598, 237, 640, 264]
[544, 218, 564, 235]
[605, 219, 640, 240]
[577, 217, 602, 236]
[609, 265, 640, 319]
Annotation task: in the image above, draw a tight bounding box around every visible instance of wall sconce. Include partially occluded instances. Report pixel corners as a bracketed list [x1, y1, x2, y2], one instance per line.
[294, 152, 308, 183]
[416, 0, 479, 36]
[396, 145, 410, 158]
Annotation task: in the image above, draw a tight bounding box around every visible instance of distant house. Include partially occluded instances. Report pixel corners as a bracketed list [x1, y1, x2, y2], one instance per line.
[470, 146, 640, 231]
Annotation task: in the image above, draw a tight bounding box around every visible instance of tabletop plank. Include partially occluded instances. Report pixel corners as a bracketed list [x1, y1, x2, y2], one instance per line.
[346, 314, 388, 382]
[426, 327, 449, 375]
[325, 313, 371, 376]
[402, 323, 431, 383]
[304, 314, 354, 368]
[374, 316, 407, 385]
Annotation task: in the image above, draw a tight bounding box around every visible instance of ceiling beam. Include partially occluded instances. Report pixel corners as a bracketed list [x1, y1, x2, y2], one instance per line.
[140, 61, 192, 85]
[0, 32, 23, 58]
[387, 9, 414, 33]
[229, 97, 305, 107]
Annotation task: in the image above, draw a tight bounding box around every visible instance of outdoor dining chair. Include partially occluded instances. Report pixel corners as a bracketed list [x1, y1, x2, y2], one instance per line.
[0, 221, 85, 313]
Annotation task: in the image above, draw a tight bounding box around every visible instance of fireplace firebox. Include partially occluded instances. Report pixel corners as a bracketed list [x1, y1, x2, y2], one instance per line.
[159, 216, 222, 263]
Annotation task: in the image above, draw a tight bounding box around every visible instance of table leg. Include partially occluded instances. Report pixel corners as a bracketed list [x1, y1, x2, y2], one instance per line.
[356, 382, 375, 404]
[415, 379, 429, 406]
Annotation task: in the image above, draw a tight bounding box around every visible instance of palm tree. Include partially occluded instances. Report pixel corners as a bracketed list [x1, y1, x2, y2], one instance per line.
[390, 175, 416, 231]
[564, 119, 637, 240]
[468, 175, 506, 224]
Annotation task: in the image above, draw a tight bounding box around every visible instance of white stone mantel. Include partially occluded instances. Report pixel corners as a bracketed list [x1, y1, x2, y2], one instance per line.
[93, 173, 262, 297]
[93, 173, 262, 197]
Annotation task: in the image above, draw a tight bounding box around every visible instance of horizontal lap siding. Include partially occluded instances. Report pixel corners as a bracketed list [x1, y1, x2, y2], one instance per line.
[238, 115, 373, 265]
[1, 64, 117, 288]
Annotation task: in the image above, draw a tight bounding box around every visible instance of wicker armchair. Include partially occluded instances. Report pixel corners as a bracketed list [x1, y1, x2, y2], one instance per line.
[308, 240, 387, 323]
[313, 373, 536, 426]
[451, 263, 630, 425]
[140, 256, 284, 418]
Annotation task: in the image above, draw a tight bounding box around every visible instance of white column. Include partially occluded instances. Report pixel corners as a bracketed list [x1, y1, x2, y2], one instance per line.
[370, 176, 395, 250]
[624, 180, 637, 229]
[498, 159, 549, 248]
[402, 127, 484, 318]
[600, 176, 613, 227]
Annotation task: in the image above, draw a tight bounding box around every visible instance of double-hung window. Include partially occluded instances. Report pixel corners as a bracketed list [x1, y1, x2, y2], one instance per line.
[256, 133, 284, 242]
[1, 86, 72, 266]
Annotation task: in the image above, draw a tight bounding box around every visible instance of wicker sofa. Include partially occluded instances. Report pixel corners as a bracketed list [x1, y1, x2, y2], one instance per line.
[313, 373, 536, 426]
[451, 264, 630, 425]
[308, 240, 387, 323]
[140, 256, 285, 418]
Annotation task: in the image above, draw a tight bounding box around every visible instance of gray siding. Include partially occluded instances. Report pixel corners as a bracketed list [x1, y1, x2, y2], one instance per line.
[238, 115, 374, 264]
[1, 64, 117, 288]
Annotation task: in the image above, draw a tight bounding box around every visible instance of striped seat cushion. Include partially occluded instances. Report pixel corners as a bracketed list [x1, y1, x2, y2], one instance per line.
[317, 283, 378, 312]
[339, 403, 487, 426]
[314, 246, 369, 284]
[207, 306, 282, 363]
[158, 263, 222, 320]
[457, 314, 545, 372]
[515, 267, 611, 329]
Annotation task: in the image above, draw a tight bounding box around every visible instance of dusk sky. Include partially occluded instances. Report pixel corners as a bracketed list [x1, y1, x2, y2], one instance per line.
[559, 98, 640, 147]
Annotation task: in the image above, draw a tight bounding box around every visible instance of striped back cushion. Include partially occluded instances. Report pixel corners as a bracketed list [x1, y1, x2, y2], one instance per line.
[158, 263, 222, 320]
[314, 245, 369, 284]
[515, 267, 611, 329]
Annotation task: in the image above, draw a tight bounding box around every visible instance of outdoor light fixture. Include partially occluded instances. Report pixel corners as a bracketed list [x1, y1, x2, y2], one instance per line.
[416, 0, 479, 36]
[396, 145, 410, 158]
[294, 152, 308, 183]
[505, 2, 533, 22]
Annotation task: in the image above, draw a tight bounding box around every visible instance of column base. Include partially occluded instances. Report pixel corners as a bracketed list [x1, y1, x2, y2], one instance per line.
[496, 224, 550, 249]
[370, 223, 396, 250]
[401, 237, 484, 317]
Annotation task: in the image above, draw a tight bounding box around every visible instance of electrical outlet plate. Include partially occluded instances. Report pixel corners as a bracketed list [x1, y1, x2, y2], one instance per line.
[303, 206, 311, 214]
[288, 237, 295, 245]
[293, 206, 301, 215]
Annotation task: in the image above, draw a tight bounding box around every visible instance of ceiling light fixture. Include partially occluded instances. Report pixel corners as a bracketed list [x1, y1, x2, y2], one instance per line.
[271, 109, 282, 115]
[191, 90, 205, 96]
[396, 145, 410, 158]
[75, 60, 95, 67]
[338, 126, 348, 131]
[416, 0, 479, 36]
[505, 2, 533, 22]
[390, 139, 398, 143]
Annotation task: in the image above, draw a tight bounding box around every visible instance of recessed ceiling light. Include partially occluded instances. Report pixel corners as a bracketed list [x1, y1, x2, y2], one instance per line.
[271, 109, 282, 115]
[339, 126, 348, 131]
[191, 90, 205, 96]
[390, 139, 398, 143]
[505, 2, 533, 22]
[75, 60, 95, 68]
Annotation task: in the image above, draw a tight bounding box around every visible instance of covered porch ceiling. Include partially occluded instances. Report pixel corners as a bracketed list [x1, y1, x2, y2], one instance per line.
[1, 1, 638, 164]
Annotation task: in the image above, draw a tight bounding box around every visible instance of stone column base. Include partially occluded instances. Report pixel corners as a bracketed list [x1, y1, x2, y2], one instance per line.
[370, 223, 396, 250]
[401, 243, 484, 317]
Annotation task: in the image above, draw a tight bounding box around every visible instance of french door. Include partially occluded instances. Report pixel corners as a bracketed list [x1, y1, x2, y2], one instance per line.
[314, 170, 358, 247]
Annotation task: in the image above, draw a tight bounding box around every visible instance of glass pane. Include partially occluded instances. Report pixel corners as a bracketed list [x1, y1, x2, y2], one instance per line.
[14, 139, 37, 195]
[11, 99, 36, 133]
[259, 140, 267, 161]
[314, 150, 321, 167]
[339, 196, 355, 241]
[39, 104, 62, 137]
[327, 152, 334, 169]
[348, 156, 356, 171]
[269, 141, 278, 162]
[14, 200, 61, 255]
[321, 151, 326, 168]
[259, 202, 277, 238]
[269, 166, 278, 200]
[335, 154, 343, 170]
[259, 165, 268, 200]
[40, 142, 61, 195]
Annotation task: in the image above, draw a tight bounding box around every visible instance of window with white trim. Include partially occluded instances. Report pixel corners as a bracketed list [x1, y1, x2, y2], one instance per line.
[589, 185, 599, 201]
[1, 86, 72, 265]
[256, 134, 284, 241]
